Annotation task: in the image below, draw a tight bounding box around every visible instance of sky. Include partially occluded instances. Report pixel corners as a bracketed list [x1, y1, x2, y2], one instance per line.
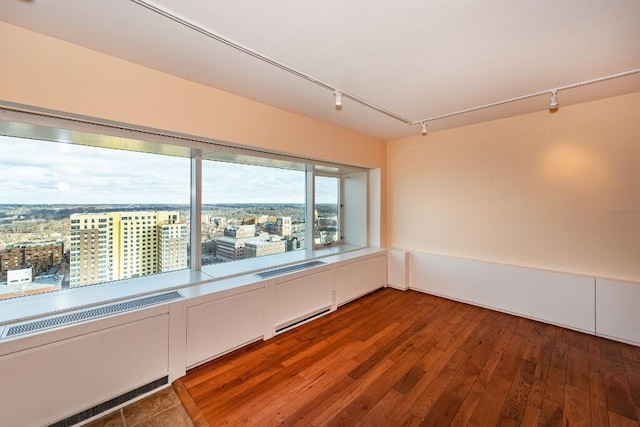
[0, 136, 337, 205]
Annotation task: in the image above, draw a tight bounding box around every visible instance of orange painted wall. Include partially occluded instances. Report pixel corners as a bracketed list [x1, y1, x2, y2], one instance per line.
[0, 21, 387, 245]
[388, 91, 640, 282]
[0, 22, 384, 167]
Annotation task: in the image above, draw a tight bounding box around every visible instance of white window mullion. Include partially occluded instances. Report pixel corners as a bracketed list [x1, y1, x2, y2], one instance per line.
[191, 154, 202, 271]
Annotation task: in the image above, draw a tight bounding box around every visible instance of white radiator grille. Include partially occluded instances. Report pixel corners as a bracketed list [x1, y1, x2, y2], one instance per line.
[256, 260, 325, 279]
[3, 291, 182, 339]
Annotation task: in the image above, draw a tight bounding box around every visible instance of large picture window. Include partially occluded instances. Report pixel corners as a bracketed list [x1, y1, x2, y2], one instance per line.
[0, 112, 368, 303]
[0, 136, 191, 299]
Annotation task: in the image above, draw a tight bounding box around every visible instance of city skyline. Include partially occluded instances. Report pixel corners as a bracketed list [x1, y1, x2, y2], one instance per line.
[1, 136, 337, 205]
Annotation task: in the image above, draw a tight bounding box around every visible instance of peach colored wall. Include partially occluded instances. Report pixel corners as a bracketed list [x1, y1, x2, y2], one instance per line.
[0, 22, 384, 168]
[387, 91, 640, 282]
[0, 21, 387, 246]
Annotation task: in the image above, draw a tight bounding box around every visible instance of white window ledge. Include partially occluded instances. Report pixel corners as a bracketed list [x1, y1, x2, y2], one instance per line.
[0, 245, 371, 326]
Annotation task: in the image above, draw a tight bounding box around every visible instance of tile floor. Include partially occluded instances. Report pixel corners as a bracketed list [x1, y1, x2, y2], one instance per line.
[84, 386, 196, 427]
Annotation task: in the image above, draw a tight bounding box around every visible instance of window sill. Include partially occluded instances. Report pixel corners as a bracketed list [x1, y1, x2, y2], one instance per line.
[0, 245, 367, 327]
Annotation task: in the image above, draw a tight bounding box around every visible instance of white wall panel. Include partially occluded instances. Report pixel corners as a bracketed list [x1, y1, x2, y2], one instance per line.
[335, 253, 387, 305]
[0, 248, 388, 425]
[0, 314, 169, 427]
[368, 168, 381, 247]
[596, 278, 640, 346]
[409, 251, 595, 333]
[186, 288, 264, 367]
[274, 269, 332, 329]
[387, 249, 409, 290]
[343, 171, 368, 247]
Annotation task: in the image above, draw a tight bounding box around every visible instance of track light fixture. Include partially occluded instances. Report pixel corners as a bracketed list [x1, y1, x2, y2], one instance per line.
[420, 121, 428, 136]
[129, 2, 640, 137]
[334, 91, 342, 108]
[549, 90, 559, 110]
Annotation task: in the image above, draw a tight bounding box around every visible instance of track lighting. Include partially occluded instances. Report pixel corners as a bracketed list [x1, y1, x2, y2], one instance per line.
[420, 121, 428, 136]
[126, 6, 640, 130]
[334, 91, 342, 108]
[549, 90, 559, 110]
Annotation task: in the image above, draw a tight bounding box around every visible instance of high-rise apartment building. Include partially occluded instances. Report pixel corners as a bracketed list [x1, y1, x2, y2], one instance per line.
[70, 212, 120, 287]
[157, 212, 188, 273]
[70, 211, 187, 287]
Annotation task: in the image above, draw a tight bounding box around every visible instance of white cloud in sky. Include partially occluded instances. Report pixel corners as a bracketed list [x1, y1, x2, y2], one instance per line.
[0, 136, 329, 205]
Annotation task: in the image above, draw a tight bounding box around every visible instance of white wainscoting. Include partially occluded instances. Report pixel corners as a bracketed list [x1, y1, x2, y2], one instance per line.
[408, 251, 596, 334]
[596, 278, 640, 346]
[271, 268, 333, 332]
[0, 248, 388, 425]
[387, 249, 409, 290]
[186, 287, 265, 368]
[334, 252, 387, 306]
[0, 309, 170, 427]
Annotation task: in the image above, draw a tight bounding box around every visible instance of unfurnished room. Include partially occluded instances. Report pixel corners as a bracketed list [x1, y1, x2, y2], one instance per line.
[0, 1, 639, 426]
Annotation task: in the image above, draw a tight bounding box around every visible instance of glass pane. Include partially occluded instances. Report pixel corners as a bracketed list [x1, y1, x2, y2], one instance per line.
[315, 176, 339, 245]
[201, 160, 305, 265]
[0, 136, 191, 299]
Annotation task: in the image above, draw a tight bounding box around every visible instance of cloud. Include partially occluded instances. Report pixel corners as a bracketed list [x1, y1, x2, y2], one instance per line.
[202, 161, 305, 204]
[1, 136, 311, 205]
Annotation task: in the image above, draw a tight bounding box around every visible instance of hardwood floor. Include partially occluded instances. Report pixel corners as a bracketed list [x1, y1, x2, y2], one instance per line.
[180, 288, 640, 426]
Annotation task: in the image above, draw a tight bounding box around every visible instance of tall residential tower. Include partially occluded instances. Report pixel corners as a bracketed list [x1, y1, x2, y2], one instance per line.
[70, 211, 187, 287]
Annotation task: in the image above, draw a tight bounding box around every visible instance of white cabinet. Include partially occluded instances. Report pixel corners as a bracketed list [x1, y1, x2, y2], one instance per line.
[335, 253, 387, 306]
[186, 288, 264, 367]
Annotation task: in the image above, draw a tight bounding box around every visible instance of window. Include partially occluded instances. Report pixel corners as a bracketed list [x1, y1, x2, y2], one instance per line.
[201, 160, 305, 266]
[0, 136, 190, 297]
[314, 175, 340, 246]
[0, 110, 368, 304]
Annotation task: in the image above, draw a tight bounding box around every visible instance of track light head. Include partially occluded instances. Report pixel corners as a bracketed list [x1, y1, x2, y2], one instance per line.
[549, 90, 559, 110]
[420, 121, 428, 136]
[334, 91, 342, 109]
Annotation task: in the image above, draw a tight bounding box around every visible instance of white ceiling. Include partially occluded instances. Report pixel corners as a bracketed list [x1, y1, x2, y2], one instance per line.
[2, 0, 640, 140]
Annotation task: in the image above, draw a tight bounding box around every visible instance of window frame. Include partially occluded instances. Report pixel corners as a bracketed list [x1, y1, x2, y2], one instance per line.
[312, 173, 343, 249]
[0, 102, 368, 310]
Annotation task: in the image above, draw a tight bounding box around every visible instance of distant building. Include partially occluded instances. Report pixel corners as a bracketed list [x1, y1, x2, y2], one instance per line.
[69, 211, 187, 287]
[0, 240, 64, 281]
[263, 217, 292, 237]
[70, 212, 120, 287]
[215, 232, 284, 261]
[276, 217, 292, 237]
[245, 239, 286, 258]
[7, 266, 32, 285]
[224, 224, 256, 239]
[119, 212, 158, 280]
[0, 266, 63, 300]
[157, 212, 188, 273]
[286, 233, 305, 251]
[215, 235, 257, 261]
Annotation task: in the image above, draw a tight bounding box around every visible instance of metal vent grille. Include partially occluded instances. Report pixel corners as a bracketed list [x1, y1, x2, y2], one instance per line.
[275, 306, 332, 333]
[48, 376, 168, 427]
[256, 260, 325, 279]
[4, 291, 182, 338]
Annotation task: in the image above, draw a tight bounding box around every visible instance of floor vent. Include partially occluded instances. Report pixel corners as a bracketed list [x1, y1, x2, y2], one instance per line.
[48, 376, 168, 427]
[275, 306, 332, 333]
[256, 260, 325, 279]
[4, 291, 182, 339]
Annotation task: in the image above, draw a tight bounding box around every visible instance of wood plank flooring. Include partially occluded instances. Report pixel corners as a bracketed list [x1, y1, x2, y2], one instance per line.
[181, 288, 640, 426]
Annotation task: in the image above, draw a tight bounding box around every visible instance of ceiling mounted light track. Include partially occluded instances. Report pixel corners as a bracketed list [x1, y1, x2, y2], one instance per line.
[129, 1, 639, 137]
